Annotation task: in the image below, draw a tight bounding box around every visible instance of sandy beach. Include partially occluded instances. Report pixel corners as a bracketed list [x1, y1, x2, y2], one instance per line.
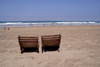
[0, 25, 100, 67]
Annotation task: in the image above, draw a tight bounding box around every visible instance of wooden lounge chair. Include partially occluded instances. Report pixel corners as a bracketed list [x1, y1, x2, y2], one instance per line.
[18, 35, 39, 53]
[41, 34, 61, 52]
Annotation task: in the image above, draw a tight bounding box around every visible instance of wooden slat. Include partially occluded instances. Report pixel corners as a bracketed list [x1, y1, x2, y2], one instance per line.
[20, 38, 38, 39]
[43, 40, 59, 43]
[42, 36, 60, 38]
[20, 41, 38, 43]
[42, 38, 60, 40]
[19, 37, 37, 38]
[21, 43, 38, 47]
[43, 39, 59, 42]
[43, 40, 59, 45]
[19, 38, 38, 40]
[43, 42, 59, 46]
[20, 39, 38, 41]
[42, 35, 60, 37]
[42, 36, 60, 39]
[43, 42, 59, 45]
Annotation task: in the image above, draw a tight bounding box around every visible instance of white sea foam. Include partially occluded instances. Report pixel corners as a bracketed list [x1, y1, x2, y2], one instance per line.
[0, 21, 99, 27]
[56, 22, 88, 25]
[6, 22, 22, 24]
[89, 22, 95, 23]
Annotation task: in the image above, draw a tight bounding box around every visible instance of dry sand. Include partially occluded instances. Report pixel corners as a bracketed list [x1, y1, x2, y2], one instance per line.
[0, 25, 100, 67]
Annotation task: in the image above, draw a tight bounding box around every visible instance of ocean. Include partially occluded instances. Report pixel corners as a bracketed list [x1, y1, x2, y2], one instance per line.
[0, 21, 100, 27]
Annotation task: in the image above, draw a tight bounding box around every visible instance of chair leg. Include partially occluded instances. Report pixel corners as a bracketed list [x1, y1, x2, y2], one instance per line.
[37, 46, 39, 53]
[20, 47, 23, 54]
[36, 47, 39, 53]
[57, 46, 60, 52]
[58, 49, 60, 52]
[43, 46, 46, 52]
[42, 47, 44, 53]
[36, 48, 37, 52]
[37, 47, 39, 53]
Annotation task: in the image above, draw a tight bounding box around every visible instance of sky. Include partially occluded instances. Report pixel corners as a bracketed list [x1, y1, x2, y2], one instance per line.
[0, 0, 100, 21]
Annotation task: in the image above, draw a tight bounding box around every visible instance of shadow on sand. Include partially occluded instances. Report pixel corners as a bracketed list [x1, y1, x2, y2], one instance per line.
[21, 48, 39, 54]
[42, 46, 59, 53]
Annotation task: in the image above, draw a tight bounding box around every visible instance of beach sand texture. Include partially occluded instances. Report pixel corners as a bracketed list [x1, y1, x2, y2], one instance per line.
[0, 25, 100, 67]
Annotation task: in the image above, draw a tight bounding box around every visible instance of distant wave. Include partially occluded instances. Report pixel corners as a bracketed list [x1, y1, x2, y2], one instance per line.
[56, 22, 96, 24]
[0, 21, 100, 27]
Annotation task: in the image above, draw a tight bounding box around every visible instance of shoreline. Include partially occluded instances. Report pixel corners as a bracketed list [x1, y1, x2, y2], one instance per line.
[0, 24, 100, 28]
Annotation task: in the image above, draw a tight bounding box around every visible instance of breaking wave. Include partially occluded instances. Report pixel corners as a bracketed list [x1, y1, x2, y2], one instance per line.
[0, 21, 100, 27]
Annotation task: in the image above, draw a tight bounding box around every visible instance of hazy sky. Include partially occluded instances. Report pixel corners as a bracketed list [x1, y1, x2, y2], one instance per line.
[0, 0, 100, 21]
